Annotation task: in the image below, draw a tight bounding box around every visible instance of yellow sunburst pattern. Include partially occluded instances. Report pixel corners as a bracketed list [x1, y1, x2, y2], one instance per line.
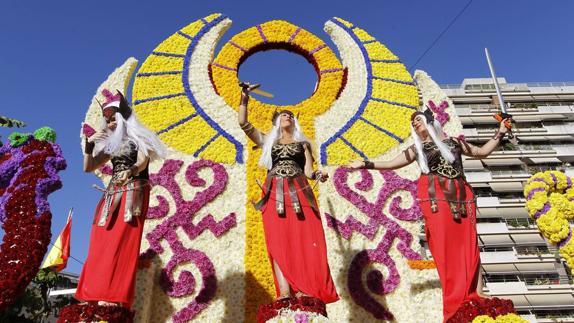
[132, 13, 243, 164]
[319, 17, 419, 165]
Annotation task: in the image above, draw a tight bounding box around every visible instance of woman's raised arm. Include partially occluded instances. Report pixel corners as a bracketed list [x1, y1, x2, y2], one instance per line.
[238, 83, 265, 147]
[457, 118, 510, 158]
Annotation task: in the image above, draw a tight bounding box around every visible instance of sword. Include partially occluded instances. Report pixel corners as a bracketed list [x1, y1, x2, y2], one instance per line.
[239, 81, 274, 98]
[484, 48, 518, 145]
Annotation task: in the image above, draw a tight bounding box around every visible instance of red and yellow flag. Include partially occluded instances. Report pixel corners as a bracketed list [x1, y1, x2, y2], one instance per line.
[41, 209, 72, 272]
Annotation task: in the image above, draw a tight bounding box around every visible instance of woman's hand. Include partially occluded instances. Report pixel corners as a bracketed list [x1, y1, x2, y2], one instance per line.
[315, 170, 329, 182]
[114, 170, 131, 186]
[498, 118, 511, 134]
[347, 160, 365, 170]
[239, 82, 260, 96]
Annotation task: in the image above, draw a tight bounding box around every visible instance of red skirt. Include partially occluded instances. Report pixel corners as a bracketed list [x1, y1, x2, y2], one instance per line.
[75, 182, 150, 308]
[418, 174, 480, 322]
[261, 175, 339, 303]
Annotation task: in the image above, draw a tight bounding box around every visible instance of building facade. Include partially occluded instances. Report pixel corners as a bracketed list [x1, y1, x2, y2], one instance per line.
[441, 78, 574, 322]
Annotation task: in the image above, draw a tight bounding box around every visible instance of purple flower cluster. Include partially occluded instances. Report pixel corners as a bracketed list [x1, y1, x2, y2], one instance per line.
[0, 134, 66, 310]
[140, 159, 237, 322]
[427, 100, 450, 127]
[327, 167, 422, 320]
[294, 312, 309, 323]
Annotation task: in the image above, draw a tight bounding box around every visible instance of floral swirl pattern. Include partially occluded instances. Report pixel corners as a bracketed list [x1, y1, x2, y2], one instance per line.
[140, 159, 237, 322]
[326, 167, 422, 320]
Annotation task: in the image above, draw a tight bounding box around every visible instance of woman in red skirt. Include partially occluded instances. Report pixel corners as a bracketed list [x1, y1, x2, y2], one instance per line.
[76, 89, 166, 308]
[349, 109, 509, 321]
[238, 83, 338, 303]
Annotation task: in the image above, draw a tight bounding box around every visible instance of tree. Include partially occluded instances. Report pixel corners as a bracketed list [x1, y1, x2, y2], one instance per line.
[0, 269, 74, 322]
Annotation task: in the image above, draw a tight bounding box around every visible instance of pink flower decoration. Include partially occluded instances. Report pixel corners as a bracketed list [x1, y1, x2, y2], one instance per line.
[326, 167, 423, 320]
[140, 159, 237, 322]
[427, 100, 450, 127]
[82, 123, 96, 138]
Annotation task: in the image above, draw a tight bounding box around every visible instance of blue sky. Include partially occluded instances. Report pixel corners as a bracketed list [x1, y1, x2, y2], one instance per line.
[1, 0, 573, 274]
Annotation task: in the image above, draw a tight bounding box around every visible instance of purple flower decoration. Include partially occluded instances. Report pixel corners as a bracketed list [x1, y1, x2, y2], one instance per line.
[326, 167, 423, 320]
[140, 159, 237, 322]
[427, 100, 450, 127]
[294, 312, 309, 323]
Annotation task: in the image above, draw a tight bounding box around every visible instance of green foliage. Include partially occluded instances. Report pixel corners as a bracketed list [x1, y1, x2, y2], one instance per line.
[7, 132, 31, 147]
[33, 127, 57, 143]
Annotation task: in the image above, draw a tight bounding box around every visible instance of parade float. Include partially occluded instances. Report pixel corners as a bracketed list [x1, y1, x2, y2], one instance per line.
[51, 13, 534, 323]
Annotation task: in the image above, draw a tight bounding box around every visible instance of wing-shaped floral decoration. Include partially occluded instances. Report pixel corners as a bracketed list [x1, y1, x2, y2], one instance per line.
[317, 17, 419, 165]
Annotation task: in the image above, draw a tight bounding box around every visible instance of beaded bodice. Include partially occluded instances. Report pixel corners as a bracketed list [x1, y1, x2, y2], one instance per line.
[422, 138, 464, 179]
[270, 142, 306, 177]
[110, 143, 149, 181]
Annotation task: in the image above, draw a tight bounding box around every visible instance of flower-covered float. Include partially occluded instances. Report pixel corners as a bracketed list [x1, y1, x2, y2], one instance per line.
[0, 127, 66, 311]
[68, 13, 526, 323]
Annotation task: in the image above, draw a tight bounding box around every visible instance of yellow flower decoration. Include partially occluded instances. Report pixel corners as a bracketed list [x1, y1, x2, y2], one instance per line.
[525, 171, 574, 277]
[472, 313, 528, 323]
[319, 17, 418, 165]
[536, 208, 570, 243]
[132, 13, 243, 164]
[211, 20, 345, 321]
[211, 19, 344, 125]
[472, 315, 496, 323]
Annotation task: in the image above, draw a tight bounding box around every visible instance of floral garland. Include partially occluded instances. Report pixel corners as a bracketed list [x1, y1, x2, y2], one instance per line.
[211, 19, 345, 138]
[266, 311, 330, 323]
[472, 313, 528, 323]
[0, 127, 66, 311]
[407, 259, 437, 270]
[257, 297, 328, 323]
[57, 303, 134, 323]
[447, 297, 518, 323]
[524, 170, 574, 273]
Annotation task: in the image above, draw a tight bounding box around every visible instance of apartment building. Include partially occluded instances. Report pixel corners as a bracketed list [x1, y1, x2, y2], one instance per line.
[441, 78, 574, 322]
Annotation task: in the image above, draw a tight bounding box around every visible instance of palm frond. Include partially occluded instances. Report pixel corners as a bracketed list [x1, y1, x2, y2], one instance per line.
[0, 115, 26, 128]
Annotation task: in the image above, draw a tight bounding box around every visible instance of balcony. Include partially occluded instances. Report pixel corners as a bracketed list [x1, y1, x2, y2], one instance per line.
[477, 225, 546, 249]
[463, 126, 574, 142]
[480, 245, 559, 275]
[476, 199, 529, 218]
[485, 282, 574, 311]
[466, 171, 527, 192]
[455, 103, 574, 124]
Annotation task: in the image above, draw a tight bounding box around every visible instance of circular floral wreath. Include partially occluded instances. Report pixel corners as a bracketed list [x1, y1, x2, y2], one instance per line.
[524, 170, 574, 273]
[0, 127, 66, 311]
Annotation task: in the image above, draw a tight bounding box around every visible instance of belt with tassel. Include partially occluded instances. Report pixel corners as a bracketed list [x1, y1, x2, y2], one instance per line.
[253, 173, 318, 216]
[93, 179, 150, 226]
[426, 174, 470, 221]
